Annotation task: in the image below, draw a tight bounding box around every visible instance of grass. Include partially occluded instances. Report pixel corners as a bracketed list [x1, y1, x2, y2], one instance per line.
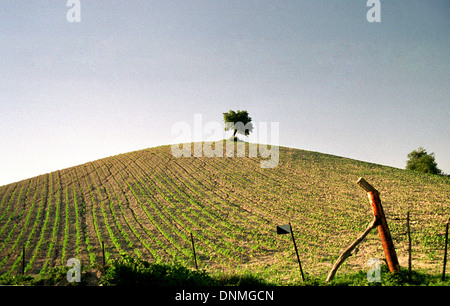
[1, 254, 449, 286]
[324, 266, 450, 286]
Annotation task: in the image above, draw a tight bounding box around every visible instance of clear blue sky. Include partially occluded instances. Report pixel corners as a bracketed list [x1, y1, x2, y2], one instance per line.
[1, 1, 449, 186]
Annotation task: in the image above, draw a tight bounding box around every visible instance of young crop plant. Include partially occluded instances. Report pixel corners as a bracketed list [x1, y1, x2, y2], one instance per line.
[96, 161, 153, 260]
[41, 173, 62, 275]
[4, 177, 40, 274]
[1, 144, 448, 282]
[124, 167, 218, 263]
[81, 166, 107, 262]
[103, 157, 173, 262]
[123, 177, 186, 262]
[16, 175, 48, 274]
[94, 162, 137, 252]
[27, 173, 54, 274]
[0, 180, 29, 273]
[133, 155, 231, 266]
[150, 152, 275, 255]
[0, 180, 28, 238]
[124, 153, 258, 265]
[112, 156, 192, 249]
[171, 174, 247, 241]
[69, 174, 82, 259]
[0, 183, 19, 221]
[69, 167, 97, 266]
[0, 184, 14, 213]
[171, 154, 272, 226]
[60, 186, 71, 265]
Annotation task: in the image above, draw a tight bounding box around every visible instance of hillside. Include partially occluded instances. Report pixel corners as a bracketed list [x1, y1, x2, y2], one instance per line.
[0, 142, 449, 283]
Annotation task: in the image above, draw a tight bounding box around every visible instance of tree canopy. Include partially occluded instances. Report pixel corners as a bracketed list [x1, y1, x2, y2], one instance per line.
[223, 110, 253, 140]
[406, 147, 442, 175]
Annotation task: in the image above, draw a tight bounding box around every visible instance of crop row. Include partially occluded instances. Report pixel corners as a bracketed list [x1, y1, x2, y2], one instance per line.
[111, 154, 234, 265]
[129, 152, 276, 259]
[0, 179, 34, 273]
[146, 152, 279, 251]
[96, 159, 168, 261]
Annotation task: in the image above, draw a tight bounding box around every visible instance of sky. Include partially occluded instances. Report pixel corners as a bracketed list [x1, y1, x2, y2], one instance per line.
[0, 1, 449, 186]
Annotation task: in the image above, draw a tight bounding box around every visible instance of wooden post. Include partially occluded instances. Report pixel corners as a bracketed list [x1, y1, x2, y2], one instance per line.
[190, 232, 198, 270]
[102, 241, 106, 266]
[326, 217, 378, 282]
[406, 211, 412, 279]
[356, 178, 400, 273]
[289, 222, 305, 281]
[442, 218, 449, 281]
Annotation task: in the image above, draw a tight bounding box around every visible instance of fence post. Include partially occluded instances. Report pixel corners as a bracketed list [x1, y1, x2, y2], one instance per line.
[326, 216, 378, 283]
[22, 246, 25, 275]
[190, 232, 198, 270]
[442, 218, 449, 281]
[289, 222, 305, 282]
[407, 211, 412, 280]
[102, 241, 106, 266]
[356, 178, 400, 273]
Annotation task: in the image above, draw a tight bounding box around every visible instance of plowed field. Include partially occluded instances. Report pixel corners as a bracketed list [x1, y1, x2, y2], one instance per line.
[0, 143, 448, 282]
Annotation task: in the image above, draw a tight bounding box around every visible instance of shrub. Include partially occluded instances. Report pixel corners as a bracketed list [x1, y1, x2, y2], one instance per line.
[406, 147, 442, 175]
[100, 254, 215, 286]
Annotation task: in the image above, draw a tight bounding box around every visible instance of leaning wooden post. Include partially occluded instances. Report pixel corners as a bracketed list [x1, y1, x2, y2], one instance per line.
[356, 177, 400, 273]
[442, 217, 449, 281]
[326, 216, 378, 283]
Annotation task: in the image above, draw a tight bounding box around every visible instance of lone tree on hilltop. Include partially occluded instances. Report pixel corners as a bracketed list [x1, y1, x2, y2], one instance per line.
[406, 147, 442, 175]
[223, 110, 253, 141]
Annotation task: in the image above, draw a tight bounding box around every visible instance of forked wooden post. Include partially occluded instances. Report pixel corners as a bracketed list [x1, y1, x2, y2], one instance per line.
[356, 177, 400, 273]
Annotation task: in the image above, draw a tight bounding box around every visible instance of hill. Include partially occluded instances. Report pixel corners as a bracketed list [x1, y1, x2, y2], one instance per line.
[0, 142, 449, 283]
